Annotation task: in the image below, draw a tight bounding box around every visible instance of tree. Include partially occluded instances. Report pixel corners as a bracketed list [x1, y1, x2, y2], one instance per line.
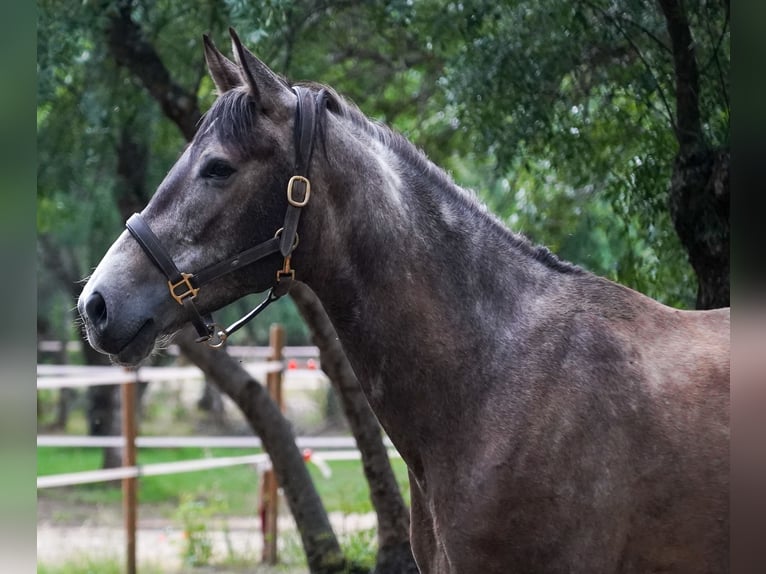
[426, 0, 729, 308]
[658, 0, 729, 309]
[291, 283, 418, 573]
[174, 327, 349, 573]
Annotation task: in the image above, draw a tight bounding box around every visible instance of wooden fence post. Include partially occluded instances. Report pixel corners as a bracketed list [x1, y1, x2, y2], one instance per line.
[121, 370, 138, 574]
[262, 324, 285, 565]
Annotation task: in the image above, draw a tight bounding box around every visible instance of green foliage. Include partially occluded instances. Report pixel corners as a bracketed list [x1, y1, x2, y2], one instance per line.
[339, 528, 377, 571]
[174, 488, 229, 567]
[36, 388, 58, 426]
[37, 0, 729, 342]
[431, 0, 728, 306]
[37, 556, 165, 574]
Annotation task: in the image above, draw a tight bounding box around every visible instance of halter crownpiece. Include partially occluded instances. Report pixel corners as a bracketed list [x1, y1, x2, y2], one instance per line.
[126, 86, 324, 347]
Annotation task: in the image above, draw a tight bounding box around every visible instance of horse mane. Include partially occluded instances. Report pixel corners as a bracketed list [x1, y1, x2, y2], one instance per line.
[304, 83, 583, 276]
[200, 82, 583, 276]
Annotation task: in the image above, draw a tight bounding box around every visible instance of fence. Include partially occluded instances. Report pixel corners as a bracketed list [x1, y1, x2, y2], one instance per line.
[37, 329, 395, 572]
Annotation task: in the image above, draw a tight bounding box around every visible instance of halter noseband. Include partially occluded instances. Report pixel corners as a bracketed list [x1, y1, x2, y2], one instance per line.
[125, 86, 324, 348]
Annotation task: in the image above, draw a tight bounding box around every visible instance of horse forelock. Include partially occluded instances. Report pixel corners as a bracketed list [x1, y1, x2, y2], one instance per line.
[195, 87, 260, 158]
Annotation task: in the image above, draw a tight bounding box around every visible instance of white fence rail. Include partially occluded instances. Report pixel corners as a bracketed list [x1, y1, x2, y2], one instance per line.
[36, 363, 288, 389]
[35, 342, 388, 570]
[35, 350, 401, 486]
[39, 340, 319, 358]
[37, 434, 394, 449]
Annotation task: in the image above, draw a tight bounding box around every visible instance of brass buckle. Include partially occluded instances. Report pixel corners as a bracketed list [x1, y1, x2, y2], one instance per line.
[287, 175, 311, 207]
[168, 273, 199, 305]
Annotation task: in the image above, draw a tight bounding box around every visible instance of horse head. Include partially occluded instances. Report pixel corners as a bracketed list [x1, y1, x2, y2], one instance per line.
[78, 30, 316, 365]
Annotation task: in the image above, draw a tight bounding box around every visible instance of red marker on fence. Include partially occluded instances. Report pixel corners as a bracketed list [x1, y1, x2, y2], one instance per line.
[302, 448, 313, 462]
[306, 358, 318, 370]
[287, 359, 298, 370]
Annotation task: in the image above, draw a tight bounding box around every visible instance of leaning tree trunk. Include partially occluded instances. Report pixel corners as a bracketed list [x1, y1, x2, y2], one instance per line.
[659, 0, 730, 310]
[174, 328, 350, 574]
[291, 283, 419, 574]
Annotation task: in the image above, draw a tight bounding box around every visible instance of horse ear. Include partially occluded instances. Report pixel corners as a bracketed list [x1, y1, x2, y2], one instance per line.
[228, 27, 293, 112]
[203, 34, 241, 94]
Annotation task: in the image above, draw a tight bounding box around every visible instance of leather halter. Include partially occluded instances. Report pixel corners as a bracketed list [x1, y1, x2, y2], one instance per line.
[126, 86, 323, 347]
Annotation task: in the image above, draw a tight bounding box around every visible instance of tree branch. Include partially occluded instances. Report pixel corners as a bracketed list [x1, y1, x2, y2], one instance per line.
[699, 3, 729, 114]
[583, 0, 676, 129]
[657, 0, 704, 151]
[106, 0, 201, 140]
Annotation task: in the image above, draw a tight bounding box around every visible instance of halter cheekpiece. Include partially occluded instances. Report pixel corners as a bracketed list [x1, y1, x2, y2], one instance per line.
[126, 86, 324, 348]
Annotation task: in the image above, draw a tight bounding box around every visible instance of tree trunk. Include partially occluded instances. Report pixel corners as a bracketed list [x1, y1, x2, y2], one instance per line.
[174, 327, 351, 574]
[667, 147, 729, 309]
[54, 388, 75, 430]
[52, 336, 73, 430]
[106, 0, 201, 141]
[290, 283, 418, 574]
[658, 0, 730, 309]
[197, 378, 227, 429]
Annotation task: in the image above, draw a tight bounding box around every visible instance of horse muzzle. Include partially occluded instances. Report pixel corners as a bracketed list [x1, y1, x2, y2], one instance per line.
[78, 284, 162, 366]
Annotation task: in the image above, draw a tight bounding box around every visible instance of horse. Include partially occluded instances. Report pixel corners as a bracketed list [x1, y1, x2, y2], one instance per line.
[78, 29, 729, 573]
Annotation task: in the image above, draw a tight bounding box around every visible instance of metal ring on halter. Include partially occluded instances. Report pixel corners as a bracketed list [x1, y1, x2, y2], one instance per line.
[274, 227, 300, 251]
[204, 325, 228, 349]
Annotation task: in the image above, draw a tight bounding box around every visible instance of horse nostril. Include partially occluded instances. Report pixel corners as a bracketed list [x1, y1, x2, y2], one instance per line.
[84, 291, 108, 329]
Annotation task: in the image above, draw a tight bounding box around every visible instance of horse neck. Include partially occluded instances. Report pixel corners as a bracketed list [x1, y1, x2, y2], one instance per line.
[299, 113, 569, 470]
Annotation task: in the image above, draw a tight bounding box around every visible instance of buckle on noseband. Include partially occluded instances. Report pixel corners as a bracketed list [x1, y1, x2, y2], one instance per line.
[168, 273, 199, 305]
[287, 175, 311, 207]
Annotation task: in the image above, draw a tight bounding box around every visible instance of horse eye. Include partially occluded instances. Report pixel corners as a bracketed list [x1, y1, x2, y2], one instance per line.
[200, 159, 236, 180]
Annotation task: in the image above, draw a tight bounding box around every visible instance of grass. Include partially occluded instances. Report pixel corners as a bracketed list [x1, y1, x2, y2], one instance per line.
[36, 555, 306, 573]
[37, 446, 410, 515]
[37, 556, 165, 574]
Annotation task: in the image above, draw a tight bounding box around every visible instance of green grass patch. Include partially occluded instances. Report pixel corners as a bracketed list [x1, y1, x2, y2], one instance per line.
[37, 556, 165, 574]
[38, 447, 262, 511]
[307, 458, 411, 513]
[38, 446, 410, 515]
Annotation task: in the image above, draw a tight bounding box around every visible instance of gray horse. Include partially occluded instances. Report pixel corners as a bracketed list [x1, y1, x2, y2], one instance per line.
[79, 30, 729, 573]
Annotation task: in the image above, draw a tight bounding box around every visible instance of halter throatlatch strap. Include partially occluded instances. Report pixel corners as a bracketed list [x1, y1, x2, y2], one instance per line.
[125, 85, 323, 347]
